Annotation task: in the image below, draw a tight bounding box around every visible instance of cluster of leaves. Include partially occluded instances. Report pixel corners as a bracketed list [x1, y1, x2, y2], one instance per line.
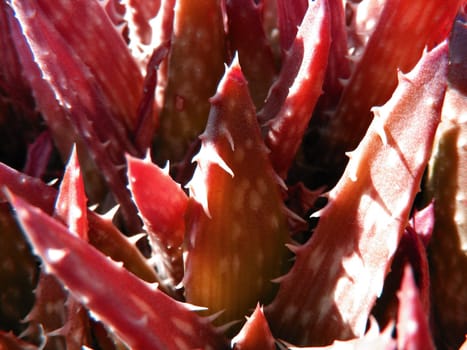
[0, 0, 466, 349]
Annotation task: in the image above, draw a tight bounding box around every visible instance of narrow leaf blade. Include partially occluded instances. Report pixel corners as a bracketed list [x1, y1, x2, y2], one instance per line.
[8, 191, 228, 350]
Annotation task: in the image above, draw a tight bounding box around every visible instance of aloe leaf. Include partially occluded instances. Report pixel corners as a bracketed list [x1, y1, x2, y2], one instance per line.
[372, 220, 431, 329]
[396, 265, 435, 350]
[261, 0, 331, 178]
[266, 41, 448, 346]
[156, 0, 226, 163]
[287, 319, 395, 350]
[225, 0, 277, 109]
[276, 0, 307, 53]
[0, 331, 38, 350]
[127, 153, 188, 288]
[8, 0, 143, 230]
[0, 204, 37, 337]
[306, 0, 462, 187]
[424, 17, 467, 349]
[29, 0, 144, 134]
[0, 161, 158, 284]
[231, 305, 276, 350]
[184, 57, 290, 328]
[55, 145, 88, 240]
[7, 191, 228, 350]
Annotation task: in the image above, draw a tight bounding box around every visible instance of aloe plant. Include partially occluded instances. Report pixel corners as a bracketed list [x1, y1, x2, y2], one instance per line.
[0, 0, 466, 349]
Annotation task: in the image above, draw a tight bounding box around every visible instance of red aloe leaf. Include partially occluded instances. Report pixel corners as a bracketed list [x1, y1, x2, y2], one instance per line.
[346, 0, 385, 58]
[410, 202, 435, 247]
[0, 162, 159, 285]
[319, 0, 350, 107]
[184, 57, 290, 327]
[127, 153, 187, 287]
[156, 0, 227, 163]
[266, 42, 448, 346]
[152, 0, 176, 112]
[55, 145, 88, 240]
[231, 304, 275, 350]
[276, 0, 308, 53]
[372, 223, 431, 329]
[22, 131, 54, 179]
[59, 298, 92, 350]
[9, 0, 142, 230]
[22, 272, 91, 350]
[0, 204, 37, 336]
[122, 0, 161, 67]
[225, 0, 277, 108]
[86, 214, 161, 287]
[5, 0, 85, 175]
[51, 145, 93, 349]
[424, 17, 467, 349]
[261, 0, 281, 64]
[396, 265, 435, 350]
[285, 183, 324, 234]
[10, 0, 142, 147]
[0, 1, 35, 113]
[24, 249, 92, 349]
[18, 147, 113, 349]
[308, 0, 462, 186]
[0, 162, 56, 213]
[287, 319, 396, 350]
[32, 0, 144, 134]
[0, 2, 40, 171]
[7, 191, 228, 350]
[261, 0, 331, 178]
[134, 44, 169, 154]
[0, 331, 38, 350]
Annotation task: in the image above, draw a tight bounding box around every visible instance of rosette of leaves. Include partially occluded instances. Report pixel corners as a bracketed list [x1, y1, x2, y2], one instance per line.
[0, 0, 466, 349]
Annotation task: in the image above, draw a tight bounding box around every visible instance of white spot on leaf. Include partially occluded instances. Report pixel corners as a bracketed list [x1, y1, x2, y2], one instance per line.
[46, 248, 67, 263]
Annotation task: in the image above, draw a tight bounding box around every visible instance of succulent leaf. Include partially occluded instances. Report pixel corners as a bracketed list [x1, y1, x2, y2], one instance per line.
[306, 0, 463, 187]
[0, 0, 465, 348]
[319, 0, 351, 107]
[127, 153, 187, 287]
[231, 304, 275, 350]
[0, 331, 38, 350]
[266, 41, 448, 346]
[225, 0, 277, 109]
[424, 17, 467, 349]
[29, 0, 144, 134]
[372, 222, 431, 329]
[0, 204, 37, 337]
[121, 0, 161, 69]
[184, 57, 290, 327]
[23, 272, 92, 350]
[0, 161, 159, 284]
[8, 0, 145, 230]
[261, 0, 331, 178]
[287, 318, 395, 350]
[276, 0, 308, 53]
[133, 44, 169, 154]
[55, 145, 88, 240]
[156, 0, 227, 163]
[22, 131, 54, 179]
[396, 265, 435, 350]
[8, 191, 228, 350]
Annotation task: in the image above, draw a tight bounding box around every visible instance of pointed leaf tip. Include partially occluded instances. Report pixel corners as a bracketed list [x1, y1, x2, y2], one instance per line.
[397, 265, 435, 350]
[232, 304, 275, 350]
[55, 145, 88, 240]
